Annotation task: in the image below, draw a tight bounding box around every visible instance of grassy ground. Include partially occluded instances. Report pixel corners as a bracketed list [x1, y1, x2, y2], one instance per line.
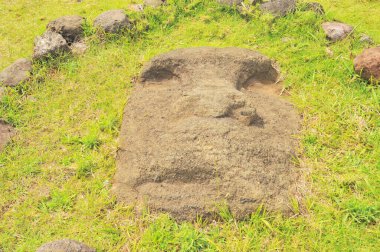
[0, 0, 379, 251]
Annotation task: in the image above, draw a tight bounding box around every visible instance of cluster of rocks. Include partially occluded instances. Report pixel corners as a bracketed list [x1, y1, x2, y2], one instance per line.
[34, 16, 85, 60]
[0, 0, 168, 87]
[0, 1, 166, 162]
[34, 9, 131, 60]
[218, 0, 297, 17]
[319, 20, 378, 84]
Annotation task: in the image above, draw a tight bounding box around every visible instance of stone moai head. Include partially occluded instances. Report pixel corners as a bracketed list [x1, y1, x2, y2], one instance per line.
[114, 47, 302, 221]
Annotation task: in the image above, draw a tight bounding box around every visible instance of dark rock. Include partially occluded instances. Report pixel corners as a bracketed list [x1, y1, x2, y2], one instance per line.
[260, 0, 297, 17]
[33, 31, 69, 60]
[114, 47, 302, 221]
[36, 239, 95, 252]
[354, 47, 380, 83]
[93, 10, 131, 34]
[303, 2, 325, 15]
[144, 0, 165, 8]
[0, 59, 32, 87]
[47, 16, 85, 44]
[0, 120, 15, 152]
[321, 21, 353, 42]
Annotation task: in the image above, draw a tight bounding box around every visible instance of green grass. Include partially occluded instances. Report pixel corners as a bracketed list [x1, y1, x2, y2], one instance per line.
[0, 0, 379, 251]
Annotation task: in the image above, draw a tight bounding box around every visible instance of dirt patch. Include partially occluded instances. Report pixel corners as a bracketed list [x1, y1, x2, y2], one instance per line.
[0, 120, 15, 151]
[113, 47, 302, 221]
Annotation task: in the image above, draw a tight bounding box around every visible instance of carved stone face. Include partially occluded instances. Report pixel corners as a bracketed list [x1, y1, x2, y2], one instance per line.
[113, 47, 302, 221]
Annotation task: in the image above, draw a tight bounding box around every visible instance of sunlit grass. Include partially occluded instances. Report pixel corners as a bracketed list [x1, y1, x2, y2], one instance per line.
[0, 0, 379, 251]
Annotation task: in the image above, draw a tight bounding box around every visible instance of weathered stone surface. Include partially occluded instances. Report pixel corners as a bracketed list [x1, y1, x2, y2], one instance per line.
[0, 59, 32, 87]
[128, 4, 144, 12]
[321, 21, 353, 42]
[114, 47, 302, 221]
[36, 239, 95, 252]
[354, 47, 380, 83]
[47, 16, 85, 44]
[260, 0, 297, 17]
[70, 41, 88, 55]
[144, 0, 165, 7]
[217, 0, 243, 6]
[94, 10, 131, 34]
[0, 120, 15, 152]
[303, 2, 325, 15]
[33, 31, 69, 60]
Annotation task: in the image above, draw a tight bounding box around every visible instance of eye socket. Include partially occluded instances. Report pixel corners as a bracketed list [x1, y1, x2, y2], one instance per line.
[141, 68, 176, 83]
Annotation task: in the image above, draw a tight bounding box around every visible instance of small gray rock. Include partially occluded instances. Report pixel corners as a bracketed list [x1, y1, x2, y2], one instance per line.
[304, 2, 325, 15]
[33, 31, 69, 60]
[217, 0, 243, 6]
[260, 0, 297, 17]
[144, 0, 165, 7]
[321, 21, 353, 42]
[94, 10, 131, 34]
[36, 239, 95, 252]
[70, 41, 88, 55]
[0, 58, 32, 87]
[47, 16, 85, 44]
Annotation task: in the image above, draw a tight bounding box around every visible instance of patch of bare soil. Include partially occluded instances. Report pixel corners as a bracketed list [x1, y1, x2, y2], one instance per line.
[0, 120, 15, 151]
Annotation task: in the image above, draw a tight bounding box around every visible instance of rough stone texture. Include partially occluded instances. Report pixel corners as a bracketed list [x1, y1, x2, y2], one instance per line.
[321, 21, 353, 42]
[33, 31, 69, 60]
[47, 16, 85, 44]
[303, 2, 325, 15]
[0, 59, 32, 87]
[0, 120, 15, 152]
[354, 47, 380, 83]
[93, 10, 131, 34]
[36, 239, 95, 252]
[217, 0, 243, 6]
[128, 4, 144, 12]
[114, 47, 302, 221]
[70, 41, 87, 55]
[260, 0, 297, 17]
[144, 0, 165, 8]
